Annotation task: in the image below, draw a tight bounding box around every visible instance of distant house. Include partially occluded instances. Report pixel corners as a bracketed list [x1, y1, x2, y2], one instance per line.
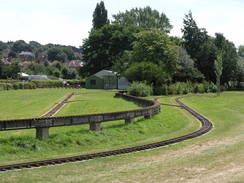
[85, 70, 129, 89]
[19, 61, 32, 68]
[66, 60, 83, 69]
[19, 51, 34, 61]
[28, 75, 48, 81]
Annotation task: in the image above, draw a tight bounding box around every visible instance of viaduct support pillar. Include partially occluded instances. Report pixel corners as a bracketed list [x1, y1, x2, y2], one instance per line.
[144, 114, 152, 119]
[125, 118, 134, 125]
[89, 122, 101, 131]
[36, 127, 49, 140]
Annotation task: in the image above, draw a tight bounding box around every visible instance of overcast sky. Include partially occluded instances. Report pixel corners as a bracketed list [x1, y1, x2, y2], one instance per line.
[0, 0, 243, 48]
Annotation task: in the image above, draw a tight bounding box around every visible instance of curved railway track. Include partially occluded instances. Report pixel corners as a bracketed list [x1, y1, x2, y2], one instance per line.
[0, 96, 213, 172]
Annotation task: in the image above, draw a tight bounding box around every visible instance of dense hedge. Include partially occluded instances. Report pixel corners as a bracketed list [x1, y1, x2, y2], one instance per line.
[0, 79, 86, 91]
[0, 82, 36, 90]
[155, 81, 218, 95]
[66, 79, 85, 87]
[31, 80, 64, 88]
[0, 79, 20, 83]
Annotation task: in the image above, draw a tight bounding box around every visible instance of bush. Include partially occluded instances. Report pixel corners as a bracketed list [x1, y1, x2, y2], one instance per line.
[154, 85, 168, 95]
[23, 82, 36, 89]
[167, 82, 193, 95]
[0, 83, 7, 90]
[193, 83, 205, 93]
[128, 82, 152, 97]
[66, 79, 85, 88]
[32, 80, 63, 88]
[0, 81, 36, 90]
[208, 82, 217, 93]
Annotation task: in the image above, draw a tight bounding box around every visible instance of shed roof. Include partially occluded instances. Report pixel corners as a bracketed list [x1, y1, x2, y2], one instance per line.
[93, 70, 118, 79]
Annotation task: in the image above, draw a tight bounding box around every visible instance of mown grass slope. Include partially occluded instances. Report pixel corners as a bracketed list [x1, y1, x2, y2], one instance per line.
[0, 90, 198, 169]
[0, 88, 79, 120]
[0, 92, 243, 183]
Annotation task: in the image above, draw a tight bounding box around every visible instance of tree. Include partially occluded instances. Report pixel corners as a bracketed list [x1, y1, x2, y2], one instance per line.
[81, 24, 141, 76]
[214, 33, 238, 84]
[61, 67, 77, 79]
[0, 41, 8, 51]
[131, 30, 178, 78]
[125, 62, 166, 86]
[215, 52, 223, 96]
[62, 48, 75, 60]
[182, 11, 217, 82]
[47, 48, 67, 62]
[113, 6, 172, 33]
[11, 40, 32, 53]
[0, 63, 20, 79]
[28, 63, 47, 75]
[92, 1, 109, 29]
[173, 47, 204, 82]
[238, 45, 244, 57]
[182, 11, 208, 57]
[236, 57, 244, 83]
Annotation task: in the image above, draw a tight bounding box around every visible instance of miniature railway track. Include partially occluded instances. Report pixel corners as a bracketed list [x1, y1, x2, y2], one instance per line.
[41, 93, 74, 117]
[0, 96, 212, 172]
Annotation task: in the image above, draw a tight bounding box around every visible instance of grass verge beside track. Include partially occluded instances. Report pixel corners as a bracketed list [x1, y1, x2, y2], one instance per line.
[0, 90, 199, 168]
[0, 88, 80, 120]
[0, 92, 242, 183]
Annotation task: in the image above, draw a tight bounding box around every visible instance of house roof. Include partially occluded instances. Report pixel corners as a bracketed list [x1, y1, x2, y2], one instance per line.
[19, 51, 34, 56]
[66, 60, 83, 68]
[93, 70, 118, 79]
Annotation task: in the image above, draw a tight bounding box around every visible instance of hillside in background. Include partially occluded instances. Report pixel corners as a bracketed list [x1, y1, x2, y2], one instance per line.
[0, 40, 83, 79]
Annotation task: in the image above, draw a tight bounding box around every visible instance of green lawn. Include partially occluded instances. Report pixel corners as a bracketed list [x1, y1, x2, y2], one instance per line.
[56, 91, 141, 116]
[0, 92, 243, 183]
[0, 89, 198, 169]
[0, 88, 80, 120]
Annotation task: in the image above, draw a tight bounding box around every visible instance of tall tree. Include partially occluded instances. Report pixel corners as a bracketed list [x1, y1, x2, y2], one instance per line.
[182, 11, 216, 82]
[131, 30, 178, 78]
[81, 24, 141, 76]
[214, 33, 238, 84]
[215, 52, 223, 95]
[11, 40, 32, 53]
[182, 11, 208, 58]
[92, 1, 109, 29]
[113, 6, 172, 33]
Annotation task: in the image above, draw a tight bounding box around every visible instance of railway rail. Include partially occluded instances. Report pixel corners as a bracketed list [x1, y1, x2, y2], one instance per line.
[0, 96, 213, 172]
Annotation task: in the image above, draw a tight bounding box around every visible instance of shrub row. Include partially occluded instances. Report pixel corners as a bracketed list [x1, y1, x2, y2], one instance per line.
[128, 81, 221, 97]
[155, 81, 219, 95]
[31, 80, 64, 88]
[0, 79, 86, 91]
[66, 79, 85, 87]
[0, 82, 36, 90]
[0, 79, 20, 83]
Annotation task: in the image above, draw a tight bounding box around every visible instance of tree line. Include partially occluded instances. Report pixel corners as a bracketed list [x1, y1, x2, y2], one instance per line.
[81, 1, 244, 93]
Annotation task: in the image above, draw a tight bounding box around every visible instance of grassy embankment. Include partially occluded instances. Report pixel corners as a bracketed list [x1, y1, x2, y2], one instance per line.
[0, 89, 198, 168]
[0, 92, 243, 183]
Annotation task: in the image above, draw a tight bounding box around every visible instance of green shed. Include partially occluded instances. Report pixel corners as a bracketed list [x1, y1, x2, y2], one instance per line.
[86, 70, 118, 89]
